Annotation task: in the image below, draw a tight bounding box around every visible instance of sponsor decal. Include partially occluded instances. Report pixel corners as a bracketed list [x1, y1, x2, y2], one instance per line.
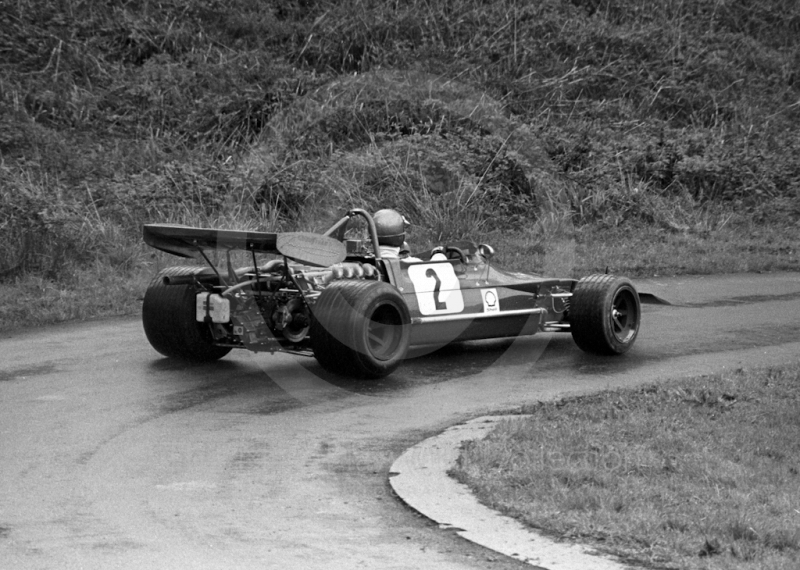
[482, 288, 500, 313]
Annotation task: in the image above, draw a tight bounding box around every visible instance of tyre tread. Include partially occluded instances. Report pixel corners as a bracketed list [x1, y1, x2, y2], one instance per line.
[311, 280, 409, 378]
[570, 273, 640, 355]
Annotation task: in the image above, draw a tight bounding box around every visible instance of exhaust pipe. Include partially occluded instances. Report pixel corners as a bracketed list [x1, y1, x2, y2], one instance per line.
[163, 273, 219, 286]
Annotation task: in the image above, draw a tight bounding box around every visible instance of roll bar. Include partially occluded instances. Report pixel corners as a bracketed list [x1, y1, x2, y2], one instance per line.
[323, 208, 382, 260]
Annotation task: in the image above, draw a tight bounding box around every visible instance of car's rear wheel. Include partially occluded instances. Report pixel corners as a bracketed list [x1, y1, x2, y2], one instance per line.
[311, 280, 410, 378]
[570, 274, 640, 355]
[142, 266, 232, 361]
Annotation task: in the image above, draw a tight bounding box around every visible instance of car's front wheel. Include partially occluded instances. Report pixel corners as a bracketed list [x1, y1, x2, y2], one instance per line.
[569, 274, 641, 355]
[310, 280, 410, 378]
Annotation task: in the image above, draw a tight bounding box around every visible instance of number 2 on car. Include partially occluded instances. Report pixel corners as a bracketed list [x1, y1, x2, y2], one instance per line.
[407, 263, 465, 315]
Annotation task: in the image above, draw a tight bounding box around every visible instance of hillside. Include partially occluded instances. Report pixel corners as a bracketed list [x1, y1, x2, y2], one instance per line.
[1, 0, 799, 326]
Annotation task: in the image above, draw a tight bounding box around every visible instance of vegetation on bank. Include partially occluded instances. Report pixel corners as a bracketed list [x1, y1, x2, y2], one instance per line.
[452, 364, 800, 570]
[1, 0, 799, 328]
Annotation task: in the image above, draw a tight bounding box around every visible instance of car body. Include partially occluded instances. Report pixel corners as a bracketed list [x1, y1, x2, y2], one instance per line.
[142, 208, 642, 378]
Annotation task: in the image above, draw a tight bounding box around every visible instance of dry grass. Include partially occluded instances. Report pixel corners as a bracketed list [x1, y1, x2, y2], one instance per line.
[453, 365, 800, 569]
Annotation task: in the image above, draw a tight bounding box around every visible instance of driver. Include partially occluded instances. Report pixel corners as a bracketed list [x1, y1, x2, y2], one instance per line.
[373, 209, 442, 262]
[374, 209, 410, 259]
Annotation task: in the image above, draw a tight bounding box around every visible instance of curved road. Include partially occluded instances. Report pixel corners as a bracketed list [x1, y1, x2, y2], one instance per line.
[2, 272, 799, 570]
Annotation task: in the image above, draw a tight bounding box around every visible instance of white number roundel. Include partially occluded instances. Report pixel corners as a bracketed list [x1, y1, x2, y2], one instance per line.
[407, 263, 464, 315]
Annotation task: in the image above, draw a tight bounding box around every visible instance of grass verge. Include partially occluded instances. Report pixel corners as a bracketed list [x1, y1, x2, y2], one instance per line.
[452, 364, 800, 570]
[2, 217, 797, 332]
[0, 263, 152, 331]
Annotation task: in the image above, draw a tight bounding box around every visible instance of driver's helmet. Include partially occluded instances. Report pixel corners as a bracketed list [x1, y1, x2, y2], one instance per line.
[374, 209, 406, 247]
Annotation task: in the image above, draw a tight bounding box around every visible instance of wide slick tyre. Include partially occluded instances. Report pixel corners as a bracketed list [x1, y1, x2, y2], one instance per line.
[142, 266, 232, 361]
[570, 274, 640, 355]
[311, 280, 410, 378]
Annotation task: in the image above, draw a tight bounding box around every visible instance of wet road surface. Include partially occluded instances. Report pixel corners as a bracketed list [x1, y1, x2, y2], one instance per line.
[1, 272, 799, 569]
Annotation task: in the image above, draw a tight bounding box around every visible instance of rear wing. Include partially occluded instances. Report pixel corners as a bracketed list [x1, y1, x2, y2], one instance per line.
[143, 224, 279, 258]
[143, 224, 347, 267]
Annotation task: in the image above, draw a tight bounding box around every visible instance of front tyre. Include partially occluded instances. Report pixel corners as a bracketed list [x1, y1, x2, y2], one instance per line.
[142, 266, 232, 361]
[570, 274, 640, 355]
[311, 280, 410, 378]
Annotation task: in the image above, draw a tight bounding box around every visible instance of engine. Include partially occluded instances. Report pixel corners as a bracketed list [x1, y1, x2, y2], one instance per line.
[221, 260, 379, 350]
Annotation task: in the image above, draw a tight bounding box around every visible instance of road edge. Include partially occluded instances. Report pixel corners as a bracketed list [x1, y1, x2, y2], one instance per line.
[389, 415, 633, 570]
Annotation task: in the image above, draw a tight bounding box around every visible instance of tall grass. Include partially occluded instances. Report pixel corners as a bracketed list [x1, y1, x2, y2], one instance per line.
[1, 0, 798, 327]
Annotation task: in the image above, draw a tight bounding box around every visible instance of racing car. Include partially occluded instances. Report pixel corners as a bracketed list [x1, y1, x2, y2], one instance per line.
[142, 208, 641, 378]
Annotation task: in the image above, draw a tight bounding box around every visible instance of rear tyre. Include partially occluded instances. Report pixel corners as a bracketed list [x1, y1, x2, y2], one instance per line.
[311, 280, 410, 378]
[570, 274, 640, 355]
[142, 266, 232, 361]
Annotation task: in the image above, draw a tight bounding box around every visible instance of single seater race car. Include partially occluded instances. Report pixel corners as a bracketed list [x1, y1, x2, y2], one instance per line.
[142, 208, 642, 378]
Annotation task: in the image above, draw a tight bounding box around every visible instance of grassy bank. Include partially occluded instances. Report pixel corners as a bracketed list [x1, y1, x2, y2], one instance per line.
[452, 364, 800, 569]
[1, 0, 799, 329]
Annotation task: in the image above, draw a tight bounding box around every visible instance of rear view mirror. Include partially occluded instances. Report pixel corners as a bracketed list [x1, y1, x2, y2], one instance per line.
[478, 243, 495, 260]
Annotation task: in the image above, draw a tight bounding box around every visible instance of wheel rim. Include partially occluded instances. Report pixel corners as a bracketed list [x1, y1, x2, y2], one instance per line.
[610, 289, 638, 344]
[366, 304, 403, 360]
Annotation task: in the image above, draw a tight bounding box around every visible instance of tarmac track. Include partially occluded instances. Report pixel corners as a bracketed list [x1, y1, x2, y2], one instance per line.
[1, 272, 799, 570]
